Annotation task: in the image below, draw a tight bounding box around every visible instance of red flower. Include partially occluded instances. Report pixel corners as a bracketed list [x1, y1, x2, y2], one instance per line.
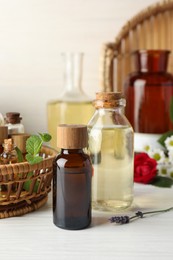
[134, 153, 157, 184]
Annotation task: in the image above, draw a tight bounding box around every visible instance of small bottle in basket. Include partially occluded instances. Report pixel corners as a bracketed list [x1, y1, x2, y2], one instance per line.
[0, 138, 18, 193]
[53, 124, 92, 230]
[5, 112, 25, 135]
[0, 138, 18, 164]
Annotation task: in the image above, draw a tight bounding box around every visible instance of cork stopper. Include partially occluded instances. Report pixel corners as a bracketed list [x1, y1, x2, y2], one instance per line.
[5, 112, 22, 124]
[0, 126, 8, 144]
[57, 124, 88, 149]
[11, 133, 30, 153]
[94, 92, 126, 108]
[3, 138, 14, 152]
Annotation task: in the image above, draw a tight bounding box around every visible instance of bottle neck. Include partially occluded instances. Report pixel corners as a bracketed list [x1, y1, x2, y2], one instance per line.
[62, 53, 88, 100]
[93, 97, 126, 109]
[96, 106, 125, 114]
[134, 50, 170, 73]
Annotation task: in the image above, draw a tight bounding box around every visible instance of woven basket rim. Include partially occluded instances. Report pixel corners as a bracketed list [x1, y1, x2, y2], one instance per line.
[102, 0, 173, 51]
[0, 145, 57, 174]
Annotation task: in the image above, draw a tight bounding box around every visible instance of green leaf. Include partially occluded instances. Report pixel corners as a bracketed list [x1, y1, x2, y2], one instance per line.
[26, 135, 42, 156]
[23, 172, 39, 192]
[25, 132, 52, 165]
[150, 176, 173, 188]
[38, 133, 52, 142]
[25, 154, 43, 165]
[15, 146, 24, 162]
[170, 96, 173, 124]
[157, 130, 173, 148]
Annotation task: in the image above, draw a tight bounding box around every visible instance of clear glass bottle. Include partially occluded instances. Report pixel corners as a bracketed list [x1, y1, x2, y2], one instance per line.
[88, 92, 134, 211]
[124, 50, 173, 151]
[47, 53, 94, 149]
[5, 112, 25, 135]
[53, 124, 92, 230]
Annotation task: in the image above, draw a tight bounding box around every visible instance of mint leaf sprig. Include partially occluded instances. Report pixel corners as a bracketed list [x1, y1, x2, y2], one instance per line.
[109, 206, 173, 224]
[25, 133, 51, 165]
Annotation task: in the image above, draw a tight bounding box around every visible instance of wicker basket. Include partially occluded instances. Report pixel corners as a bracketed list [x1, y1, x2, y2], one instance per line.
[100, 0, 173, 92]
[0, 146, 57, 218]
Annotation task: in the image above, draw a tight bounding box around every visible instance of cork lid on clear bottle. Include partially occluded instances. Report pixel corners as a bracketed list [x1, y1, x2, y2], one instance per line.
[93, 92, 126, 108]
[5, 112, 22, 124]
[57, 124, 88, 149]
[0, 126, 8, 144]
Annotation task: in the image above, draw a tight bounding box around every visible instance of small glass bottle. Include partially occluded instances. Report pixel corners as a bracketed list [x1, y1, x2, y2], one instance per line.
[47, 53, 94, 149]
[53, 124, 92, 230]
[0, 126, 8, 154]
[5, 112, 25, 135]
[0, 138, 18, 164]
[88, 92, 134, 211]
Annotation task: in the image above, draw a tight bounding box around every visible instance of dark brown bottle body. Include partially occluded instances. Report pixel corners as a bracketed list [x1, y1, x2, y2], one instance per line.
[53, 148, 92, 230]
[124, 50, 173, 133]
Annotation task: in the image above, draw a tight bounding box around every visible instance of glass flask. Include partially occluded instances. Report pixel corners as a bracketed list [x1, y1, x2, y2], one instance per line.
[47, 53, 94, 149]
[124, 50, 173, 151]
[88, 92, 134, 211]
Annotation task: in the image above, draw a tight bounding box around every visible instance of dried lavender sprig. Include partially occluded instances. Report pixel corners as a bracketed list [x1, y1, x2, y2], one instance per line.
[109, 206, 173, 224]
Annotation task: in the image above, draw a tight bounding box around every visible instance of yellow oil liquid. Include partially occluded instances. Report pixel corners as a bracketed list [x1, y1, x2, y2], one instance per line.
[88, 126, 134, 211]
[47, 100, 94, 149]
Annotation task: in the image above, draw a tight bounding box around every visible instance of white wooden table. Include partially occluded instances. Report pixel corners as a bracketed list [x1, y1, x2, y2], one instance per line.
[0, 184, 173, 260]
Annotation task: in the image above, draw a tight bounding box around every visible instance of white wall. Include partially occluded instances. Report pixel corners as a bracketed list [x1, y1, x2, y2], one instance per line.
[0, 0, 157, 134]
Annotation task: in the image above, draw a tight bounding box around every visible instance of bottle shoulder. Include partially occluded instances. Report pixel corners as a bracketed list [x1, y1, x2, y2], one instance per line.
[54, 152, 92, 168]
[5, 123, 25, 134]
[88, 109, 132, 128]
[125, 71, 173, 85]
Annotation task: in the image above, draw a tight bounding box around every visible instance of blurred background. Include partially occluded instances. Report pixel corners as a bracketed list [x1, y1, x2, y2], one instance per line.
[0, 0, 157, 134]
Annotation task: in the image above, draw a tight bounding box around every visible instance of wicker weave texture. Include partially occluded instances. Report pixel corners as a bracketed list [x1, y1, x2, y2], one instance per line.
[0, 146, 56, 218]
[100, 0, 173, 92]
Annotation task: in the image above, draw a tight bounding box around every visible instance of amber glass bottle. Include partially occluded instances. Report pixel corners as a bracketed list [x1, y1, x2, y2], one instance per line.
[53, 124, 92, 230]
[124, 50, 173, 151]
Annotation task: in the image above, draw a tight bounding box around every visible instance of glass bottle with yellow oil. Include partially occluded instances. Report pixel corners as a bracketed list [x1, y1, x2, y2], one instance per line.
[88, 92, 134, 211]
[47, 53, 94, 149]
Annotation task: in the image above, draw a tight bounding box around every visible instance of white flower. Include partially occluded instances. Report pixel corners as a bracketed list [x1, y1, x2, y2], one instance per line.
[148, 149, 166, 163]
[168, 150, 173, 163]
[165, 136, 173, 151]
[167, 165, 173, 179]
[157, 164, 168, 176]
